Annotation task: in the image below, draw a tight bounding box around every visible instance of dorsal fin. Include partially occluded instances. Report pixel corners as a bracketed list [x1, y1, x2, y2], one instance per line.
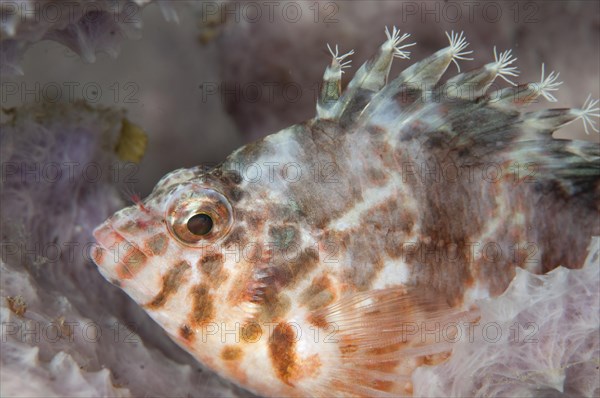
[438, 47, 519, 101]
[317, 26, 416, 124]
[316, 30, 476, 125]
[312, 30, 599, 205]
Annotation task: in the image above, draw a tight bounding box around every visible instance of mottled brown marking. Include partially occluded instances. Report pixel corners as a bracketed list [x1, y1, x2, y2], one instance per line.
[269, 225, 299, 250]
[366, 341, 405, 357]
[228, 187, 245, 202]
[322, 196, 415, 291]
[339, 343, 359, 355]
[420, 352, 451, 366]
[110, 278, 122, 288]
[145, 233, 168, 256]
[221, 345, 243, 361]
[198, 253, 227, 284]
[230, 139, 272, 167]
[307, 312, 329, 329]
[270, 247, 320, 289]
[117, 246, 147, 280]
[190, 283, 214, 326]
[255, 288, 291, 322]
[268, 322, 298, 386]
[276, 120, 365, 229]
[239, 211, 265, 232]
[121, 219, 161, 234]
[367, 125, 386, 136]
[179, 324, 194, 342]
[300, 275, 336, 311]
[221, 226, 247, 248]
[218, 169, 242, 185]
[241, 322, 263, 343]
[146, 260, 190, 309]
[341, 227, 385, 291]
[532, 182, 599, 274]
[403, 155, 481, 305]
[347, 198, 415, 260]
[91, 245, 104, 264]
[365, 167, 389, 186]
[371, 380, 394, 392]
[120, 220, 137, 233]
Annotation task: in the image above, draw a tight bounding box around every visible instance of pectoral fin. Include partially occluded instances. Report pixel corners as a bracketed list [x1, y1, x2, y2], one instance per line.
[307, 286, 479, 397]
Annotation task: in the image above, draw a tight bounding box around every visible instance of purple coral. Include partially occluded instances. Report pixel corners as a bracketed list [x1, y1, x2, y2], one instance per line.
[0, 0, 176, 75]
[0, 101, 249, 397]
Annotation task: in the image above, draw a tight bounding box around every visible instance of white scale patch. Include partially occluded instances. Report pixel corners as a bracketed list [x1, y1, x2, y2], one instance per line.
[372, 257, 412, 288]
[326, 182, 397, 231]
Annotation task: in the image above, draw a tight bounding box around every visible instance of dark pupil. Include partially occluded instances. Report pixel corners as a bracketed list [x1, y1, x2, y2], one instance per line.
[187, 213, 213, 236]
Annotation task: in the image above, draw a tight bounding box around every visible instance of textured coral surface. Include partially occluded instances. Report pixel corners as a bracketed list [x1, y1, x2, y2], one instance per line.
[413, 238, 600, 397]
[0, 102, 250, 397]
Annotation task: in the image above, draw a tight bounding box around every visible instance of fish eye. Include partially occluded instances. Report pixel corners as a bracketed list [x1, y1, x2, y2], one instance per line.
[166, 186, 233, 246]
[187, 213, 213, 236]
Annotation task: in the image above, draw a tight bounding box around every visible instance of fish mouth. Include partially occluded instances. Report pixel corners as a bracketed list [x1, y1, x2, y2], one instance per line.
[91, 220, 147, 282]
[90, 221, 120, 278]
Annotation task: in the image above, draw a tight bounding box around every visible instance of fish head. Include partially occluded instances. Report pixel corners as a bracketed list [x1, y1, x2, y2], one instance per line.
[91, 129, 333, 389]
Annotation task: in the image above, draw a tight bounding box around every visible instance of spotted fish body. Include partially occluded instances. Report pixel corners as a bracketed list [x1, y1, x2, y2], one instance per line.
[92, 29, 600, 397]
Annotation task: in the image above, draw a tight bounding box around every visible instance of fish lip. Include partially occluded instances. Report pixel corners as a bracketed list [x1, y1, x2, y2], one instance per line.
[93, 220, 134, 249]
[91, 221, 134, 264]
[92, 220, 116, 253]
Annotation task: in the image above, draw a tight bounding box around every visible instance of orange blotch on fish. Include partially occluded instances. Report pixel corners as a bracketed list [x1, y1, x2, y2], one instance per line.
[222, 345, 248, 384]
[420, 352, 451, 366]
[221, 345, 243, 361]
[307, 312, 329, 329]
[300, 274, 336, 311]
[268, 322, 298, 386]
[241, 322, 263, 343]
[339, 343, 359, 355]
[179, 324, 195, 343]
[91, 244, 104, 265]
[371, 380, 394, 393]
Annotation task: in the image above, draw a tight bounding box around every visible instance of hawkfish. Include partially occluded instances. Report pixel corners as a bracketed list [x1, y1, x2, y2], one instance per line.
[91, 28, 600, 397]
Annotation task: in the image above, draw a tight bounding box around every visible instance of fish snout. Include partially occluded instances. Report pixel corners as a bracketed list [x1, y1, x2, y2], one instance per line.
[91, 221, 149, 282]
